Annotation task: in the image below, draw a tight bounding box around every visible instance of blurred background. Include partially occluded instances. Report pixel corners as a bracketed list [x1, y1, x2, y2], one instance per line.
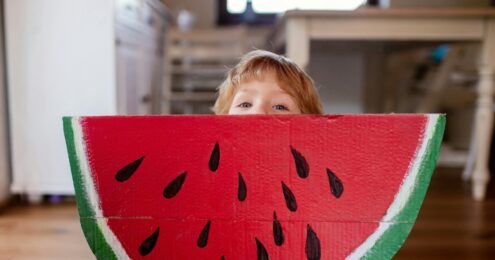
[1, 0, 495, 259]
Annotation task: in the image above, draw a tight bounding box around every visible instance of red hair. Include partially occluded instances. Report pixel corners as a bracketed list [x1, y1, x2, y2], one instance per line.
[213, 50, 323, 114]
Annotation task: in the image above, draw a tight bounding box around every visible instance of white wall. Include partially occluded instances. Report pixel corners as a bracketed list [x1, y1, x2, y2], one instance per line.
[0, 82, 8, 203]
[0, 1, 10, 205]
[5, 0, 116, 195]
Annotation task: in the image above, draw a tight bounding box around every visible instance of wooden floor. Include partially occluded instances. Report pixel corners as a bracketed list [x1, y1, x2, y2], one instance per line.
[396, 168, 495, 260]
[0, 168, 494, 259]
[0, 200, 93, 260]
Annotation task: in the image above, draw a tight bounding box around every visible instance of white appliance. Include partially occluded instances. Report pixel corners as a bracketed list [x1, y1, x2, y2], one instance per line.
[5, 0, 117, 197]
[5, 0, 167, 198]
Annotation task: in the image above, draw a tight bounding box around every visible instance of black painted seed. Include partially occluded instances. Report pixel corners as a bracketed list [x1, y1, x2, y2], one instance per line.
[115, 156, 144, 182]
[197, 220, 211, 248]
[281, 182, 297, 212]
[255, 237, 269, 260]
[163, 172, 187, 199]
[209, 142, 220, 172]
[273, 211, 284, 246]
[139, 227, 160, 256]
[326, 168, 344, 198]
[290, 146, 309, 178]
[220, 256, 225, 260]
[305, 225, 321, 260]
[238, 172, 247, 202]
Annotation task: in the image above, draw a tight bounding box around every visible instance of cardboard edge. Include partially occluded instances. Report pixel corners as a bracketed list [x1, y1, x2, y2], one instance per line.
[63, 117, 119, 260]
[347, 114, 445, 259]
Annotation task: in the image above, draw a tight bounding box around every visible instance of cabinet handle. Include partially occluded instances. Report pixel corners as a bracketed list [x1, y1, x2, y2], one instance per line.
[147, 16, 155, 26]
[142, 95, 151, 103]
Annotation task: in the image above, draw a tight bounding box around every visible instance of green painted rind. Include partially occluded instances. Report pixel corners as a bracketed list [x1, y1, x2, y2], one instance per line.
[394, 115, 446, 223]
[363, 223, 414, 259]
[63, 117, 93, 218]
[362, 115, 446, 259]
[63, 117, 118, 260]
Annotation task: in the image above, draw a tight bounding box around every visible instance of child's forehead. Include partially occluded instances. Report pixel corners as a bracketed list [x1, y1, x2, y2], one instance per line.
[235, 66, 297, 96]
[237, 86, 286, 94]
[238, 68, 288, 86]
[235, 81, 292, 98]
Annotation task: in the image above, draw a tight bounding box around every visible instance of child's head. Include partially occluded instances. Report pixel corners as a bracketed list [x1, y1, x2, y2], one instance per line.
[213, 50, 323, 115]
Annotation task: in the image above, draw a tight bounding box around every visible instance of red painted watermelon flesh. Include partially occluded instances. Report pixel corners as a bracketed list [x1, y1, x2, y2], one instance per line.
[63, 115, 444, 259]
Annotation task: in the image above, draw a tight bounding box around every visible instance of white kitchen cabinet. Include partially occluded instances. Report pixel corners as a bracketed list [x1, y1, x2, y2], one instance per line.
[5, 0, 168, 197]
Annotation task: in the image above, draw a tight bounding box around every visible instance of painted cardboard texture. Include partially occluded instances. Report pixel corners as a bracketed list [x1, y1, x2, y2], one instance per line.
[63, 114, 445, 260]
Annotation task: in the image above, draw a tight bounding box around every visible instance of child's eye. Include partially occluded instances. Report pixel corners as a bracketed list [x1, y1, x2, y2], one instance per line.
[273, 104, 289, 111]
[238, 102, 252, 108]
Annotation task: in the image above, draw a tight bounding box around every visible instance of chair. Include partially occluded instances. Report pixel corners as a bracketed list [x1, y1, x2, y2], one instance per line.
[162, 26, 248, 114]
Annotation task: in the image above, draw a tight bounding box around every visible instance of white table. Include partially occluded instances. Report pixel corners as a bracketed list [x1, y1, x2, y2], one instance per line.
[270, 8, 495, 200]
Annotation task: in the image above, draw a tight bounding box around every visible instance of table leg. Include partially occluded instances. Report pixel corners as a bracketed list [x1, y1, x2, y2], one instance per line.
[472, 20, 495, 200]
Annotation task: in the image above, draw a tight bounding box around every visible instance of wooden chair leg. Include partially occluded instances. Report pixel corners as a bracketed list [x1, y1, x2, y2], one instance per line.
[471, 20, 495, 201]
[462, 125, 476, 181]
[472, 66, 493, 200]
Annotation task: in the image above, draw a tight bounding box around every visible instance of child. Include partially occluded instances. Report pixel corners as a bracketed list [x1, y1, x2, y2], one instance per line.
[213, 50, 323, 115]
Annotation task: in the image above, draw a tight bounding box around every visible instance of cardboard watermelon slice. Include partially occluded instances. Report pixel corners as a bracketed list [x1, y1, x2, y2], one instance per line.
[63, 115, 444, 260]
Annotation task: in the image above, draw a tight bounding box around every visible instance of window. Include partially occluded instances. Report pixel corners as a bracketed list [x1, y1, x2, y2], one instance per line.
[219, 0, 366, 25]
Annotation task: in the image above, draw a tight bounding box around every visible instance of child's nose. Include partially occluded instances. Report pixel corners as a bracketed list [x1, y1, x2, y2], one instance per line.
[251, 105, 269, 115]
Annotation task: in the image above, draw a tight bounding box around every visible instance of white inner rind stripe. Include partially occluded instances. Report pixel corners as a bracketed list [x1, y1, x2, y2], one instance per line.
[72, 117, 130, 260]
[346, 114, 439, 259]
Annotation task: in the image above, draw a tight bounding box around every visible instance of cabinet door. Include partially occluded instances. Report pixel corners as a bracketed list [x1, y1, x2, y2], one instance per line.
[116, 25, 155, 115]
[115, 0, 167, 115]
[116, 40, 141, 114]
[137, 49, 156, 114]
[151, 53, 164, 113]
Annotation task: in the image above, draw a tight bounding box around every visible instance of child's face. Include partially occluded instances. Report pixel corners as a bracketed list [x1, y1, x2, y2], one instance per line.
[228, 72, 301, 115]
